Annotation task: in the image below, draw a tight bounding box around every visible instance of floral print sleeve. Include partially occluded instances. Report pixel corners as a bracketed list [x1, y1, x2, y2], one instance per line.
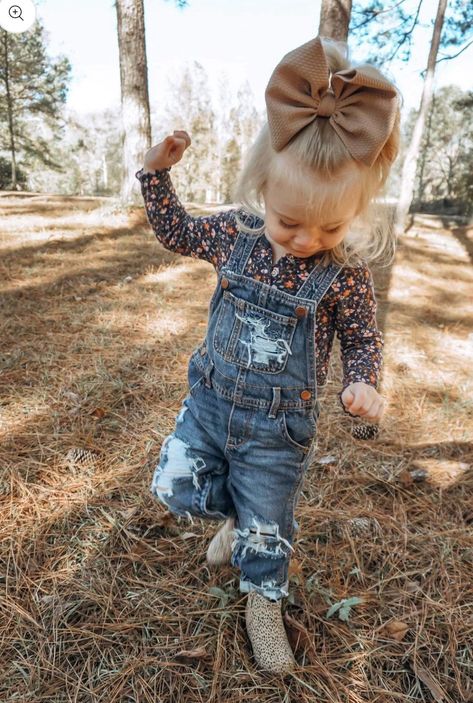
[334, 263, 384, 395]
[135, 166, 237, 268]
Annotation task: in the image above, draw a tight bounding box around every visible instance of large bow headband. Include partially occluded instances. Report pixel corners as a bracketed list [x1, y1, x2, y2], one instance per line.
[265, 36, 399, 167]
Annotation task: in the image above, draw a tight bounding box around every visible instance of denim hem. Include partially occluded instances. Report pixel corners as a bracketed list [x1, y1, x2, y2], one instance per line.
[239, 576, 289, 601]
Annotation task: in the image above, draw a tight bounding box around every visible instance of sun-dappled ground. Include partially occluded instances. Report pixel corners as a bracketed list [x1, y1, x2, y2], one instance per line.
[1, 190, 472, 702]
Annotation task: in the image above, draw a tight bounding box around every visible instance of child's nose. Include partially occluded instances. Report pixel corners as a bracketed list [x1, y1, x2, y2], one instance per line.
[293, 232, 319, 248]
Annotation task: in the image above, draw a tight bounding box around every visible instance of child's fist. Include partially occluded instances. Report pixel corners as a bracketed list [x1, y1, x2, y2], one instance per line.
[143, 130, 191, 172]
[340, 382, 386, 422]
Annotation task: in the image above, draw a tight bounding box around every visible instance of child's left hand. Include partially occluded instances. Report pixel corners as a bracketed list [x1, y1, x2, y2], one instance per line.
[340, 382, 386, 422]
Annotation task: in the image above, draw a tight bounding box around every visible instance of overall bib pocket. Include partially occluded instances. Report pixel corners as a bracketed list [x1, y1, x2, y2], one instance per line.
[213, 290, 298, 374]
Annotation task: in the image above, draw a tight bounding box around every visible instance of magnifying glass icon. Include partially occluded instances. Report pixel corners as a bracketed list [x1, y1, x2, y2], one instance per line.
[8, 4, 23, 20]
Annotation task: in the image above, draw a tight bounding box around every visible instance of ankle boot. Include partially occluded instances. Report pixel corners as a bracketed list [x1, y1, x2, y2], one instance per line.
[206, 516, 235, 565]
[245, 590, 296, 673]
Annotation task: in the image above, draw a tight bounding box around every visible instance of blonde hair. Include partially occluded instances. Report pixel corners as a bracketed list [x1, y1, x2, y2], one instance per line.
[231, 37, 402, 269]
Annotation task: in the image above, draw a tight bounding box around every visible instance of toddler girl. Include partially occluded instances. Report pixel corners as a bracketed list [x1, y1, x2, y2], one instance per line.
[135, 35, 401, 674]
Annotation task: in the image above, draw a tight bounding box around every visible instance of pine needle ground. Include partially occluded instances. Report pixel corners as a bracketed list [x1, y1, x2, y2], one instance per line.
[0, 193, 472, 702]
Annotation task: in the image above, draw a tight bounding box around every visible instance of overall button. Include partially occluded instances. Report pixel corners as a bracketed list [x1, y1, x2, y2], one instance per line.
[300, 390, 312, 400]
[295, 305, 307, 318]
[221, 277, 229, 289]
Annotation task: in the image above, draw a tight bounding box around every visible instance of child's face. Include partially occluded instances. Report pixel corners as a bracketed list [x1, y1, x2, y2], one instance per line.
[262, 170, 360, 258]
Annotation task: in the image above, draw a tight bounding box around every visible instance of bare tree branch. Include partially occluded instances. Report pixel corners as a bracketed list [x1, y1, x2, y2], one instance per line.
[419, 36, 473, 78]
[385, 0, 424, 63]
[436, 37, 473, 63]
[350, 0, 407, 31]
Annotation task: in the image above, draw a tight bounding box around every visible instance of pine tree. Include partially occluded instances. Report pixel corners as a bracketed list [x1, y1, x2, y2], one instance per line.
[0, 21, 71, 190]
[164, 61, 217, 203]
[220, 81, 263, 204]
[349, 0, 473, 230]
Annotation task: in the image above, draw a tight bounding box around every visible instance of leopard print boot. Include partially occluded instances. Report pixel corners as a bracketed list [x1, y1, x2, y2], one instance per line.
[245, 590, 296, 673]
[206, 516, 236, 565]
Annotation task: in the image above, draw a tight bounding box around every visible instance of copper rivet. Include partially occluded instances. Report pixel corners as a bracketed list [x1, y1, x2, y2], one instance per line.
[295, 305, 307, 318]
[221, 277, 229, 289]
[300, 390, 312, 400]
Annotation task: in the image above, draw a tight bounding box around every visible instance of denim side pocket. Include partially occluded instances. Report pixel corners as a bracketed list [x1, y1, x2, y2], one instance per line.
[278, 408, 317, 454]
[187, 351, 205, 395]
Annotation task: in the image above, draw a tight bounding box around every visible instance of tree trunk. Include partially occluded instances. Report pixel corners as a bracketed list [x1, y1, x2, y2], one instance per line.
[115, 0, 151, 205]
[318, 0, 352, 41]
[395, 0, 448, 234]
[2, 32, 18, 190]
[415, 92, 435, 206]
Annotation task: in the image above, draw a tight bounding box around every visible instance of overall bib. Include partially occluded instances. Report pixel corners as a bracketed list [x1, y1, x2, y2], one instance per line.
[151, 223, 343, 601]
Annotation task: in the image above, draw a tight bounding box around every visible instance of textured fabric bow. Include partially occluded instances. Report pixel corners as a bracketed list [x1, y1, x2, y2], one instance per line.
[265, 35, 399, 167]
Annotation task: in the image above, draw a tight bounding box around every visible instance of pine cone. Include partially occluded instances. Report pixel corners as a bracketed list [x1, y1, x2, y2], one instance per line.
[352, 423, 379, 440]
[65, 447, 100, 472]
[330, 516, 382, 539]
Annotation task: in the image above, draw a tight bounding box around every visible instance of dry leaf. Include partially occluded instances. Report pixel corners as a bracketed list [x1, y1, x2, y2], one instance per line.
[154, 511, 175, 528]
[316, 454, 337, 465]
[90, 407, 106, 419]
[404, 579, 421, 593]
[462, 549, 473, 564]
[173, 646, 210, 666]
[411, 660, 447, 702]
[61, 390, 81, 403]
[383, 619, 409, 641]
[288, 558, 304, 579]
[398, 468, 421, 486]
[398, 469, 413, 487]
[118, 506, 138, 520]
[411, 458, 471, 488]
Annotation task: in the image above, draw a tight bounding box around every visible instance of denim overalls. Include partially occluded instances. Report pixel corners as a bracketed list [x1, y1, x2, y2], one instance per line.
[151, 220, 343, 601]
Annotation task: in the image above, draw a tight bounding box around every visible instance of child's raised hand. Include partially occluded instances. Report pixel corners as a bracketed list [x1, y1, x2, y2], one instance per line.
[340, 382, 386, 423]
[143, 130, 191, 172]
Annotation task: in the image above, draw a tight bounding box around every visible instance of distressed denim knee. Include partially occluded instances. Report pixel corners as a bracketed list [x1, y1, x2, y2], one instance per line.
[230, 513, 296, 601]
[150, 431, 202, 518]
[150, 395, 233, 521]
[151, 431, 233, 520]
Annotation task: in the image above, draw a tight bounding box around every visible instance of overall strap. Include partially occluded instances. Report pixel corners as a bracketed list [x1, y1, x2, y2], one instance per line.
[225, 213, 262, 276]
[297, 260, 344, 303]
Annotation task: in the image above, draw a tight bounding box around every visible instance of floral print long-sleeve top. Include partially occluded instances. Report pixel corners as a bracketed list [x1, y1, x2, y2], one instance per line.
[135, 166, 384, 402]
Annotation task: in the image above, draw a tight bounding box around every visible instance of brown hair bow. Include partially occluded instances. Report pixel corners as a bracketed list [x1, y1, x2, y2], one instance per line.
[265, 36, 399, 167]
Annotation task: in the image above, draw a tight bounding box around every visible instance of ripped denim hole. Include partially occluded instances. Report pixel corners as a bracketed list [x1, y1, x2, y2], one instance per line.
[231, 514, 295, 560]
[151, 434, 207, 500]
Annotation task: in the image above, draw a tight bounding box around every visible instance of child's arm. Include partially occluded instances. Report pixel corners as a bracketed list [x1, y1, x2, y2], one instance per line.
[136, 167, 236, 265]
[334, 263, 385, 419]
[136, 130, 237, 265]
